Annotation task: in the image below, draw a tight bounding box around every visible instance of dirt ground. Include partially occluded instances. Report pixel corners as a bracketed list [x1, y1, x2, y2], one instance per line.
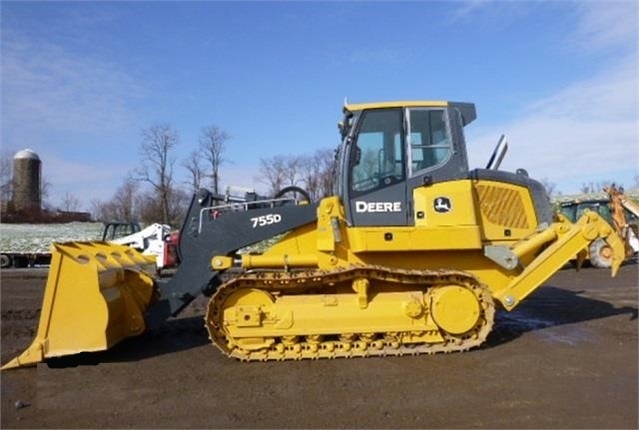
[1, 263, 637, 429]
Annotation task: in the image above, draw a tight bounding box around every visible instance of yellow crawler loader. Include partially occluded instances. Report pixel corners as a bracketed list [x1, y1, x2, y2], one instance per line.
[2, 100, 624, 368]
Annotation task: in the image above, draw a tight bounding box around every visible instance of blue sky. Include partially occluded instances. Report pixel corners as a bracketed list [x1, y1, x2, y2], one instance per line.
[1, 1, 637, 210]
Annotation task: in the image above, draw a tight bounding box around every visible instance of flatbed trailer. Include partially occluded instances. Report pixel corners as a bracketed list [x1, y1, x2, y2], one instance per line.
[0, 251, 52, 269]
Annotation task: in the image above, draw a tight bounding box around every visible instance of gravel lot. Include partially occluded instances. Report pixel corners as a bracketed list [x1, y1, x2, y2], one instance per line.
[1, 263, 637, 429]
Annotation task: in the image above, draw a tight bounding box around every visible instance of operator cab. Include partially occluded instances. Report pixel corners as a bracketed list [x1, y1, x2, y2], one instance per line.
[336, 101, 476, 226]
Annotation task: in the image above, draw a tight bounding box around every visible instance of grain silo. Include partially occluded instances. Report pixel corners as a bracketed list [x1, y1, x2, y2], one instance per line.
[12, 149, 41, 213]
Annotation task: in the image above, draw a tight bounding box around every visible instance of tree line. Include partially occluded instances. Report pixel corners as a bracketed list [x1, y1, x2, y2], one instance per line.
[90, 123, 225, 226]
[257, 148, 336, 202]
[3, 128, 637, 227]
[90, 123, 337, 227]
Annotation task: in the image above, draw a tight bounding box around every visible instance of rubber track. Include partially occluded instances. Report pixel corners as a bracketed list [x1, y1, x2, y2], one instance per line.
[205, 265, 495, 361]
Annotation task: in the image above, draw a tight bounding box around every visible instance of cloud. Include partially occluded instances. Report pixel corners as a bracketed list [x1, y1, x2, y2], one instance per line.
[450, 0, 534, 25]
[1, 32, 144, 137]
[466, 1, 638, 193]
[571, 1, 638, 53]
[451, 0, 496, 20]
[467, 56, 637, 193]
[526, 57, 637, 120]
[1, 29, 146, 208]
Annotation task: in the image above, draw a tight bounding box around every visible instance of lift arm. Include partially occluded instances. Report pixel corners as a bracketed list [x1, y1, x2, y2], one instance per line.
[144, 189, 319, 328]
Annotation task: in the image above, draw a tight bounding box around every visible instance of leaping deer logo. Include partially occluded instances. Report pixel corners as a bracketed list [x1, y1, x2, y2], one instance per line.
[434, 197, 452, 213]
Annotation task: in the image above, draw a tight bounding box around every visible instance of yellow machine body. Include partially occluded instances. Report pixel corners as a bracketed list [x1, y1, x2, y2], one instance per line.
[211, 179, 623, 360]
[2, 100, 626, 367]
[246, 179, 622, 294]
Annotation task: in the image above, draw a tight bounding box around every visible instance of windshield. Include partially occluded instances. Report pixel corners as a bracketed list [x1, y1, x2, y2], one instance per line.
[349, 108, 404, 196]
[559, 205, 578, 222]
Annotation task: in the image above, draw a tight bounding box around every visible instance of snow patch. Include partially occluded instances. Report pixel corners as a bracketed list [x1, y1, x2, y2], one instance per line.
[0, 222, 104, 253]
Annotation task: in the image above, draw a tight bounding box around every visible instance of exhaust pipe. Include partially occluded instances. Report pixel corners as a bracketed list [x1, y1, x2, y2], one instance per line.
[486, 134, 508, 170]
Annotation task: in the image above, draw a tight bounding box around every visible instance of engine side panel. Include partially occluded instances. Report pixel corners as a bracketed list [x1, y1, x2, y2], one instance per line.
[471, 179, 539, 242]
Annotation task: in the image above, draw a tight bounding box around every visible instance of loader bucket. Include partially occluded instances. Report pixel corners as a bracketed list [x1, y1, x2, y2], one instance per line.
[1, 242, 158, 370]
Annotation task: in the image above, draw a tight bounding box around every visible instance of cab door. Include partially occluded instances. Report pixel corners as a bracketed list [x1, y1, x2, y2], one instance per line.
[345, 108, 409, 226]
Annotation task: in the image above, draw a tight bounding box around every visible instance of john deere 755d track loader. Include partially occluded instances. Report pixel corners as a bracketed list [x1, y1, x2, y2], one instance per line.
[3, 100, 624, 367]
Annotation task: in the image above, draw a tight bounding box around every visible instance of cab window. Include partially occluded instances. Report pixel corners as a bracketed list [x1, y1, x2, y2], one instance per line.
[409, 109, 451, 174]
[350, 109, 404, 195]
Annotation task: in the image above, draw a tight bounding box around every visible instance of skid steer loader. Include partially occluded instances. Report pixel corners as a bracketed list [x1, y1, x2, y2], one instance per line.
[2, 100, 624, 368]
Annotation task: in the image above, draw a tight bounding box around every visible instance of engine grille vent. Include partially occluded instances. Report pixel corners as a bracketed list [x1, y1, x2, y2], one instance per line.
[476, 184, 530, 229]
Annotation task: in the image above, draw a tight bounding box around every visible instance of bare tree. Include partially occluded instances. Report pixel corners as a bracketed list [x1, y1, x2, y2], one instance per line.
[135, 123, 178, 225]
[90, 178, 139, 221]
[579, 180, 620, 195]
[313, 148, 336, 199]
[299, 154, 319, 200]
[40, 177, 52, 207]
[258, 149, 337, 200]
[257, 155, 287, 195]
[90, 198, 112, 221]
[538, 177, 556, 197]
[199, 125, 230, 194]
[319, 149, 337, 198]
[113, 178, 140, 221]
[167, 187, 190, 226]
[0, 149, 13, 203]
[284, 156, 302, 188]
[60, 191, 80, 212]
[580, 182, 595, 194]
[138, 187, 189, 227]
[182, 149, 205, 194]
[299, 149, 336, 201]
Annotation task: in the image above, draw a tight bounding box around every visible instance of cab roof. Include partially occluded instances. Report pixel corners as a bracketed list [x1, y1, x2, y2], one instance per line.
[344, 100, 477, 126]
